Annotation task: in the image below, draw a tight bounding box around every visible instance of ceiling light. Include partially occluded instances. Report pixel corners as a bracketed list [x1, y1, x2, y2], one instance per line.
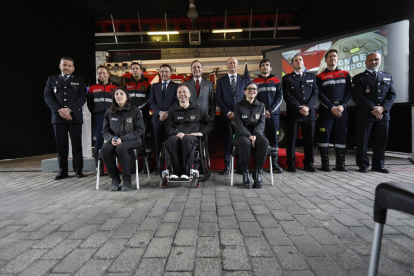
[212, 29, 243, 33]
[187, 0, 198, 19]
[147, 31, 179, 35]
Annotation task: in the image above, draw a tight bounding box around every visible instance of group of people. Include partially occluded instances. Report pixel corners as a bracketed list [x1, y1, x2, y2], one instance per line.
[44, 50, 396, 190]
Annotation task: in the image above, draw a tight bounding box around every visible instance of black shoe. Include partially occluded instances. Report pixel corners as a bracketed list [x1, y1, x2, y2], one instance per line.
[371, 167, 390, 173]
[109, 177, 121, 191]
[122, 181, 132, 191]
[272, 163, 283, 173]
[358, 167, 368, 173]
[221, 166, 230, 175]
[304, 165, 316, 172]
[76, 172, 85, 178]
[287, 165, 297, 172]
[55, 173, 69, 180]
[253, 168, 263, 189]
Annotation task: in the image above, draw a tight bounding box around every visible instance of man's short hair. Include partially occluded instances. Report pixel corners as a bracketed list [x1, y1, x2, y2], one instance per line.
[96, 65, 109, 73]
[259, 59, 271, 68]
[130, 62, 142, 70]
[324, 49, 338, 59]
[191, 60, 203, 67]
[291, 54, 302, 64]
[60, 57, 74, 65]
[159, 64, 172, 71]
[177, 83, 191, 92]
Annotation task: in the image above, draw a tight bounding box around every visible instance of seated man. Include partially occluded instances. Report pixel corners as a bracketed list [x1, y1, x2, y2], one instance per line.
[165, 84, 215, 179]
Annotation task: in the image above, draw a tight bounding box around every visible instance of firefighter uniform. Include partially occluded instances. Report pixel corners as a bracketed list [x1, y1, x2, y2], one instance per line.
[124, 76, 152, 156]
[352, 70, 396, 171]
[253, 74, 283, 173]
[165, 102, 214, 177]
[282, 72, 318, 171]
[44, 74, 86, 175]
[316, 68, 352, 171]
[233, 98, 269, 188]
[87, 80, 117, 161]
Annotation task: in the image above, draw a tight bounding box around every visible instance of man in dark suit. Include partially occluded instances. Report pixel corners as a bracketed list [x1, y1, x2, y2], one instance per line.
[149, 64, 178, 174]
[352, 52, 396, 173]
[282, 54, 319, 172]
[216, 57, 250, 175]
[44, 57, 86, 180]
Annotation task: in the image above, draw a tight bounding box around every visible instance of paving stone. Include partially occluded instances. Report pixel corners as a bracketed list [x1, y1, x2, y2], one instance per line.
[201, 202, 216, 212]
[250, 205, 271, 215]
[222, 246, 251, 271]
[263, 228, 293, 246]
[306, 209, 332, 221]
[162, 212, 182, 223]
[124, 212, 146, 224]
[220, 229, 244, 246]
[173, 229, 197, 246]
[143, 238, 172, 258]
[52, 248, 96, 273]
[98, 218, 126, 231]
[232, 202, 250, 211]
[58, 218, 89, 232]
[223, 271, 254, 276]
[251, 257, 283, 276]
[135, 258, 166, 276]
[19, 259, 59, 276]
[178, 217, 199, 229]
[283, 271, 316, 276]
[273, 246, 309, 270]
[25, 224, 61, 240]
[166, 247, 195, 272]
[306, 256, 347, 276]
[306, 227, 341, 245]
[137, 217, 161, 231]
[244, 237, 274, 257]
[95, 238, 128, 259]
[235, 211, 256, 222]
[321, 220, 354, 235]
[74, 259, 112, 276]
[167, 203, 185, 213]
[32, 231, 70, 248]
[42, 239, 82, 259]
[198, 222, 218, 237]
[271, 210, 294, 221]
[154, 223, 178, 238]
[194, 258, 221, 276]
[255, 214, 279, 228]
[290, 235, 326, 257]
[68, 224, 100, 239]
[239, 222, 262, 236]
[293, 215, 322, 228]
[279, 221, 307, 236]
[322, 245, 365, 270]
[196, 237, 220, 257]
[217, 206, 235, 216]
[79, 231, 112, 248]
[127, 231, 154, 248]
[109, 248, 145, 272]
[218, 216, 239, 229]
[200, 211, 217, 223]
[182, 207, 200, 217]
[0, 249, 48, 274]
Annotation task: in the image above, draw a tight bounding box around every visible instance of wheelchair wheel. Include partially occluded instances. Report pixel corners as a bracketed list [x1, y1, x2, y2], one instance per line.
[200, 139, 211, 181]
[159, 140, 168, 178]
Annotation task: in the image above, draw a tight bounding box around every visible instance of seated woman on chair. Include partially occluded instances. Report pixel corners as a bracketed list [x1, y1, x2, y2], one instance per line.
[102, 88, 144, 192]
[233, 82, 269, 189]
[165, 84, 215, 179]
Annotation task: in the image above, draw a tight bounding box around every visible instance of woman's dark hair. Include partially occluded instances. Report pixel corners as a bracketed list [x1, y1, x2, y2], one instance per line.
[110, 88, 134, 114]
[244, 81, 257, 91]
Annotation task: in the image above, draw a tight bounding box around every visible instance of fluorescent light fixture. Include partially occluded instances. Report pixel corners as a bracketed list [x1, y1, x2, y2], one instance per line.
[147, 31, 179, 35]
[212, 29, 243, 33]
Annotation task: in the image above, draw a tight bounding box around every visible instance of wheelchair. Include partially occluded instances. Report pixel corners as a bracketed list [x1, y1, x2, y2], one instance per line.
[158, 136, 211, 188]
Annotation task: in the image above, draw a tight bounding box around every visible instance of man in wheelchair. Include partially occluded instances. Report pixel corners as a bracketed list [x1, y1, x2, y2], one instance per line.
[165, 84, 215, 180]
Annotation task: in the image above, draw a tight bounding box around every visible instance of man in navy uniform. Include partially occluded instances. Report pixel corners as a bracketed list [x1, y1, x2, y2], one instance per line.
[253, 59, 284, 173]
[149, 64, 178, 174]
[316, 49, 352, 172]
[216, 57, 250, 175]
[87, 65, 117, 175]
[352, 52, 396, 173]
[44, 57, 86, 180]
[124, 62, 152, 173]
[282, 54, 318, 172]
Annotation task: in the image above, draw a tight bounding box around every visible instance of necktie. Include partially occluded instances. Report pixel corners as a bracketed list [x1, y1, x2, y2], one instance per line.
[298, 73, 302, 81]
[63, 75, 69, 81]
[230, 75, 236, 95]
[196, 79, 200, 98]
[372, 71, 377, 78]
[162, 82, 167, 97]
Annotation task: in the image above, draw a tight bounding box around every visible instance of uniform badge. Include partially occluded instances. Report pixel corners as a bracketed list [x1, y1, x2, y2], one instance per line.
[110, 89, 115, 92]
[56, 81, 58, 84]
[365, 86, 370, 93]
[339, 73, 344, 77]
[140, 85, 146, 89]
[190, 115, 195, 120]
[126, 118, 132, 123]
[269, 80, 274, 83]
[255, 114, 260, 119]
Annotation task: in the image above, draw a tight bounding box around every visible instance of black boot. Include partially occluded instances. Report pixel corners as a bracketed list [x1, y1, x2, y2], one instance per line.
[271, 149, 283, 173]
[242, 162, 252, 189]
[335, 149, 348, 172]
[319, 148, 332, 172]
[253, 166, 264, 189]
[122, 179, 132, 191]
[109, 176, 121, 191]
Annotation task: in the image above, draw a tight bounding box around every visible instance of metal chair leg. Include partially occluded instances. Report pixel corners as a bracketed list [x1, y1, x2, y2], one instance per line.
[230, 155, 234, 186]
[269, 153, 274, 186]
[96, 156, 100, 190]
[134, 149, 139, 190]
[145, 157, 150, 180]
[368, 222, 384, 276]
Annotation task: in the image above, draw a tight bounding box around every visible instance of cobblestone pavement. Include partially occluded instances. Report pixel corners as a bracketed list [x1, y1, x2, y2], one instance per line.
[0, 152, 414, 275]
